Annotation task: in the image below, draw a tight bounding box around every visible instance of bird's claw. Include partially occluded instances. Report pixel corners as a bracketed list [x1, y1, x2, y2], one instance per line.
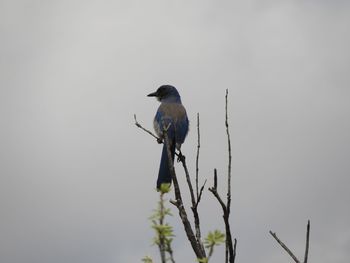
[157, 138, 163, 144]
[177, 152, 185, 162]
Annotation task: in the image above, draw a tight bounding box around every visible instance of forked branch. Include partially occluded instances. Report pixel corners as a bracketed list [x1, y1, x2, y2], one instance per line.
[134, 114, 206, 260]
[269, 220, 311, 263]
[162, 124, 206, 259]
[208, 89, 236, 263]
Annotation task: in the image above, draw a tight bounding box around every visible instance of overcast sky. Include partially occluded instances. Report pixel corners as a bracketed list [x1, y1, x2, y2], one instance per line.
[1, 0, 350, 262]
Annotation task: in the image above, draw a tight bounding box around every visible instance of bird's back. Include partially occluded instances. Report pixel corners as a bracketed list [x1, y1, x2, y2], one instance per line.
[154, 102, 189, 144]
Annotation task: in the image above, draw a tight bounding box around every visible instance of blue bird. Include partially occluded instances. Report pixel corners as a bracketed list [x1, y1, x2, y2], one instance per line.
[148, 85, 189, 190]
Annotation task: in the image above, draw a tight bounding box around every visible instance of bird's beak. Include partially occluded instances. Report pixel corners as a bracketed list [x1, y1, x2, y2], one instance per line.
[147, 91, 158, 97]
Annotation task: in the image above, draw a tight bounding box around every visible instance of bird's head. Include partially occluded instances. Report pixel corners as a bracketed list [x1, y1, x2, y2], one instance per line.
[147, 85, 181, 102]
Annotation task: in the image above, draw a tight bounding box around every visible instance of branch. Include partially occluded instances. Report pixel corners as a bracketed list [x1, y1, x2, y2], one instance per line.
[225, 89, 232, 215]
[135, 114, 185, 159]
[180, 156, 196, 211]
[134, 113, 206, 259]
[134, 114, 160, 141]
[179, 112, 205, 255]
[208, 169, 236, 263]
[303, 220, 310, 263]
[195, 113, 200, 200]
[269, 220, 311, 263]
[269, 231, 300, 263]
[162, 124, 206, 259]
[179, 156, 205, 256]
[195, 180, 207, 209]
[209, 169, 226, 212]
[206, 90, 236, 263]
[176, 113, 207, 257]
[208, 90, 235, 263]
[167, 245, 176, 263]
[233, 238, 237, 263]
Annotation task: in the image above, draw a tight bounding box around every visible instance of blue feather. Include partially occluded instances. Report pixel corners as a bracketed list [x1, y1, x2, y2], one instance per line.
[149, 85, 189, 190]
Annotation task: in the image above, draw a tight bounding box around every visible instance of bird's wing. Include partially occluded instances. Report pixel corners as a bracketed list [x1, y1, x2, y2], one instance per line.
[158, 103, 189, 145]
[154, 107, 175, 139]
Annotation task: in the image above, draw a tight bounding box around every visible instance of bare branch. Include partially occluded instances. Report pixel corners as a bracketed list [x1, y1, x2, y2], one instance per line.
[209, 169, 235, 263]
[179, 154, 206, 256]
[225, 89, 232, 215]
[269, 231, 300, 263]
[213, 169, 217, 188]
[195, 180, 207, 209]
[180, 156, 196, 210]
[233, 238, 237, 263]
[303, 220, 310, 263]
[167, 245, 176, 263]
[195, 113, 200, 200]
[177, 113, 207, 257]
[134, 114, 160, 141]
[270, 220, 311, 263]
[134, 114, 183, 158]
[134, 114, 206, 258]
[209, 170, 226, 212]
[162, 124, 206, 259]
[208, 90, 236, 263]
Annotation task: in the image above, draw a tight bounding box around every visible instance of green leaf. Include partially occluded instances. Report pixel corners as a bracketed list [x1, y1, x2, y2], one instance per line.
[204, 230, 225, 248]
[141, 255, 153, 263]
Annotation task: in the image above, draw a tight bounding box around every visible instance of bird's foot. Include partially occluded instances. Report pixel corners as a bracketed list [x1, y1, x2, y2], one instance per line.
[156, 137, 163, 144]
[177, 151, 185, 162]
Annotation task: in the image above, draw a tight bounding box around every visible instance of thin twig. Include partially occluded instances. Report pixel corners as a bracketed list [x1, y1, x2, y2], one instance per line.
[195, 113, 200, 200]
[225, 89, 232, 215]
[134, 114, 182, 157]
[208, 169, 235, 263]
[233, 238, 237, 263]
[177, 113, 206, 257]
[181, 157, 196, 210]
[303, 220, 310, 263]
[179, 155, 206, 256]
[134, 114, 160, 141]
[270, 220, 311, 263]
[225, 89, 234, 263]
[195, 180, 207, 209]
[208, 90, 235, 263]
[269, 231, 300, 263]
[209, 170, 226, 211]
[167, 245, 176, 263]
[213, 169, 217, 189]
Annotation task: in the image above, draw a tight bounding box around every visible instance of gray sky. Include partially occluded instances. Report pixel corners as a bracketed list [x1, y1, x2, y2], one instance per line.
[1, 0, 350, 262]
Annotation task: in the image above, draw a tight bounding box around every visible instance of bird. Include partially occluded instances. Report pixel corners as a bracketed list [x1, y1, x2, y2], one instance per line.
[148, 85, 189, 190]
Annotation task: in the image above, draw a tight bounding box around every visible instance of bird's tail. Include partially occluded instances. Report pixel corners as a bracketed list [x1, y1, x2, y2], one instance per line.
[157, 139, 175, 190]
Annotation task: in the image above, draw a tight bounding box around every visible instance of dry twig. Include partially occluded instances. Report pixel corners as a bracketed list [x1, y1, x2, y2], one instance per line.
[209, 169, 235, 263]
[162, 125, 206, 259]
[195, 113, 200, 200]
[208, 89, 236, 263]
[304, 220, 310, 263]
[269, 231, 300, 263]
[225, 89, 232, 215]
[134, 114, 160, 141]
[269, 220, 311, 263]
